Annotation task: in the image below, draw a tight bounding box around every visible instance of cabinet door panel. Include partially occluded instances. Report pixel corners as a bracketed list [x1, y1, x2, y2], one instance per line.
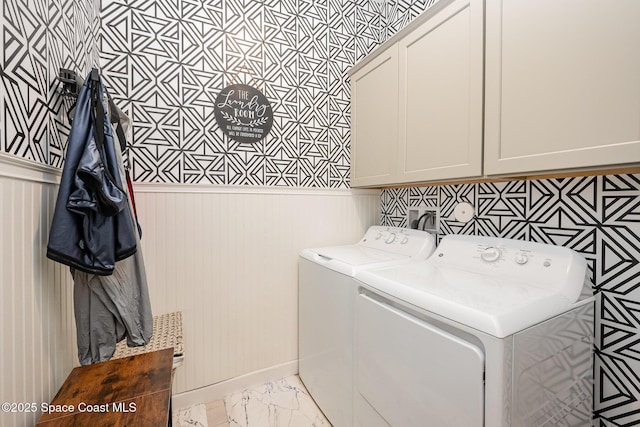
[485, 0, 640, 175]
[351, 46, 399, 187]
[398, 0, 483, 183]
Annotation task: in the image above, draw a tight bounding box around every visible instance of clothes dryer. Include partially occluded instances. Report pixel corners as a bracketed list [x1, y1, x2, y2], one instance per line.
[355, 234, 595, 427]
[299, 226, 436, 427]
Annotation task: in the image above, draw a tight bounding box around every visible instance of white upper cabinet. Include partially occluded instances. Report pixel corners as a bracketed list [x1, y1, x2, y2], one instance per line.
[351, 0, 640, 188]
[484, 0, 640, 176]
[398, 0, 483, 183]
[350, 0, 483, 187]
[351, 45, 399, 187]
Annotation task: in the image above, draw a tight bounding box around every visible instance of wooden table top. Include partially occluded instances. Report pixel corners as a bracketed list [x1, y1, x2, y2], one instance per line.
[36, 348, 174, 426]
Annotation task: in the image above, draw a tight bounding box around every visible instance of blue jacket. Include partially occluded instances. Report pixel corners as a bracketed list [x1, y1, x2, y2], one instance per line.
[47, 71, 137, 275]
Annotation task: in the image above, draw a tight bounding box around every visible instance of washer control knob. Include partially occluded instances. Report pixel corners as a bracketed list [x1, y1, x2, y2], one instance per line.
[481, 246, 502, 262]
[401, 235, 409, 245]
[385, 233, 397, 244]
[375, 232, 382, 240]
[514, 253, 529, 265]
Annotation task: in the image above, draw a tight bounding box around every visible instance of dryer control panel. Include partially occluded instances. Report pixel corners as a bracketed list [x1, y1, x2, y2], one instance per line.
[476, 244, 550, 268]
[431, 234, 590, 304]
[359, 226, 436, 259]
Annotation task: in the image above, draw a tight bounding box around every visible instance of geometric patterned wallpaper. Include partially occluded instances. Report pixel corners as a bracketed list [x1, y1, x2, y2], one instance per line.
[2, 0, 435, 185]
[98, 0, 436, 187]
[0, 0, 100, 168]
[381, 174, 640, 426]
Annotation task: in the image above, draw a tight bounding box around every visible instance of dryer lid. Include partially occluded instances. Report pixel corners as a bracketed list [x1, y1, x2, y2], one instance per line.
[357, 234, 593, 338]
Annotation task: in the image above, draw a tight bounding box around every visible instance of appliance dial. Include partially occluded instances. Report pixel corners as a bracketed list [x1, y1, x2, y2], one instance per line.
[385, 233, 397, 244]
[481, 246, 502, 262]
[401, 235, 409, 244]
[514, 253, 528, 265]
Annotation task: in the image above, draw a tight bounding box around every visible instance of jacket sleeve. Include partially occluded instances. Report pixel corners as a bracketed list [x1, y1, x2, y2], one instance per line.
[47, 72, 137, 275]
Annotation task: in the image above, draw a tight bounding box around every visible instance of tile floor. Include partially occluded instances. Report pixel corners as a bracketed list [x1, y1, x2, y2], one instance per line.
[174, 402, 215, 427]
[207, 400, 230, 427]
[175, 375, 329, 427]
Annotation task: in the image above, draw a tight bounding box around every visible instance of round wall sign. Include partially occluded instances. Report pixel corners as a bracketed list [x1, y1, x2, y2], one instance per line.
[214, 84, 273, 143]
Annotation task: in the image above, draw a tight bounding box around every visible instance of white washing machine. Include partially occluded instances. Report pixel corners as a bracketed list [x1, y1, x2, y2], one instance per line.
[299, 226, 437, 427]
[354, 234, 595, 427]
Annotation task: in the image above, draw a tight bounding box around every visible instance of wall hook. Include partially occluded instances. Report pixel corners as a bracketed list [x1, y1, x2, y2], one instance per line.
[59, 68, 80, 98]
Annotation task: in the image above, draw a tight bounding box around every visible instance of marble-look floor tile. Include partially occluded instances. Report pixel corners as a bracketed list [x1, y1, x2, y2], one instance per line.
[174, 402, 209, 427]
[225, 375, 329, 427]
[206, 399, 230, 426]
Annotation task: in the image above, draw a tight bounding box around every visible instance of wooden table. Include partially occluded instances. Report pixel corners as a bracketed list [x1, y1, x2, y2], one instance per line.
[36, 348, 174, 426]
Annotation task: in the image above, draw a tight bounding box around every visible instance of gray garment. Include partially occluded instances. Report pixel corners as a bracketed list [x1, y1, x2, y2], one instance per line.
[73, 253, 153, 364]
[73, 106, 153, 365]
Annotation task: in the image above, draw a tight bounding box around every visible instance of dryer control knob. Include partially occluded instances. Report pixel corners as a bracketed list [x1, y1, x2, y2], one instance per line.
[481, 246, 501, 262]
[385, 233, 397, 244]
[514, 253, 529, 265]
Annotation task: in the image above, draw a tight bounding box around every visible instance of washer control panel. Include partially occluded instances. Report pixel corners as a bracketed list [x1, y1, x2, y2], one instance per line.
[360, 226, 436, 259]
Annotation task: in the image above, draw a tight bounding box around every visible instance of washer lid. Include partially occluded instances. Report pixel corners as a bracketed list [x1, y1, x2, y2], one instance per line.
[314, 245, 409, 265]
[299, 226, 437, 276]
[300, 246, 410, 276]
[357, 235, 592, 338]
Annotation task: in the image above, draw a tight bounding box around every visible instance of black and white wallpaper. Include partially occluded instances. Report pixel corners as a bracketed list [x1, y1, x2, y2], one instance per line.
[97, 0, 437, 187]
[1, 0, 434, 184]
[1, 0, 100, 168]
[381, 175, 640, 426]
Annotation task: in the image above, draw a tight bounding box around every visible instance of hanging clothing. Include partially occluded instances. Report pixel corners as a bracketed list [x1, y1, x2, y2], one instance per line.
[73, 99, 153, 365]
[108, 97, 143, 238]
[47, 69, 153, 364]
[47, 71, 137, 275]
[72, 264, 147, 364]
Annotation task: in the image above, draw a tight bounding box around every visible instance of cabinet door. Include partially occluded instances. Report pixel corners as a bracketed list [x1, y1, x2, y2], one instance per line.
[397, 0, 483, 183]
[485, 0, 640, 176]
[351, 45, 398, 187]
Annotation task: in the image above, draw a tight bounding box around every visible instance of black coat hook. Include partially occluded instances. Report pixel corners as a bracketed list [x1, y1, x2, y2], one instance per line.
[59, 68, 79, 98]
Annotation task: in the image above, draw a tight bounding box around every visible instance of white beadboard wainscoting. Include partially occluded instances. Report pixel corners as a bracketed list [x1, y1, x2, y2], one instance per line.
[0, 153, 381, 416]
[0, 154, 77, 427]
[132, 183, 380, 408]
